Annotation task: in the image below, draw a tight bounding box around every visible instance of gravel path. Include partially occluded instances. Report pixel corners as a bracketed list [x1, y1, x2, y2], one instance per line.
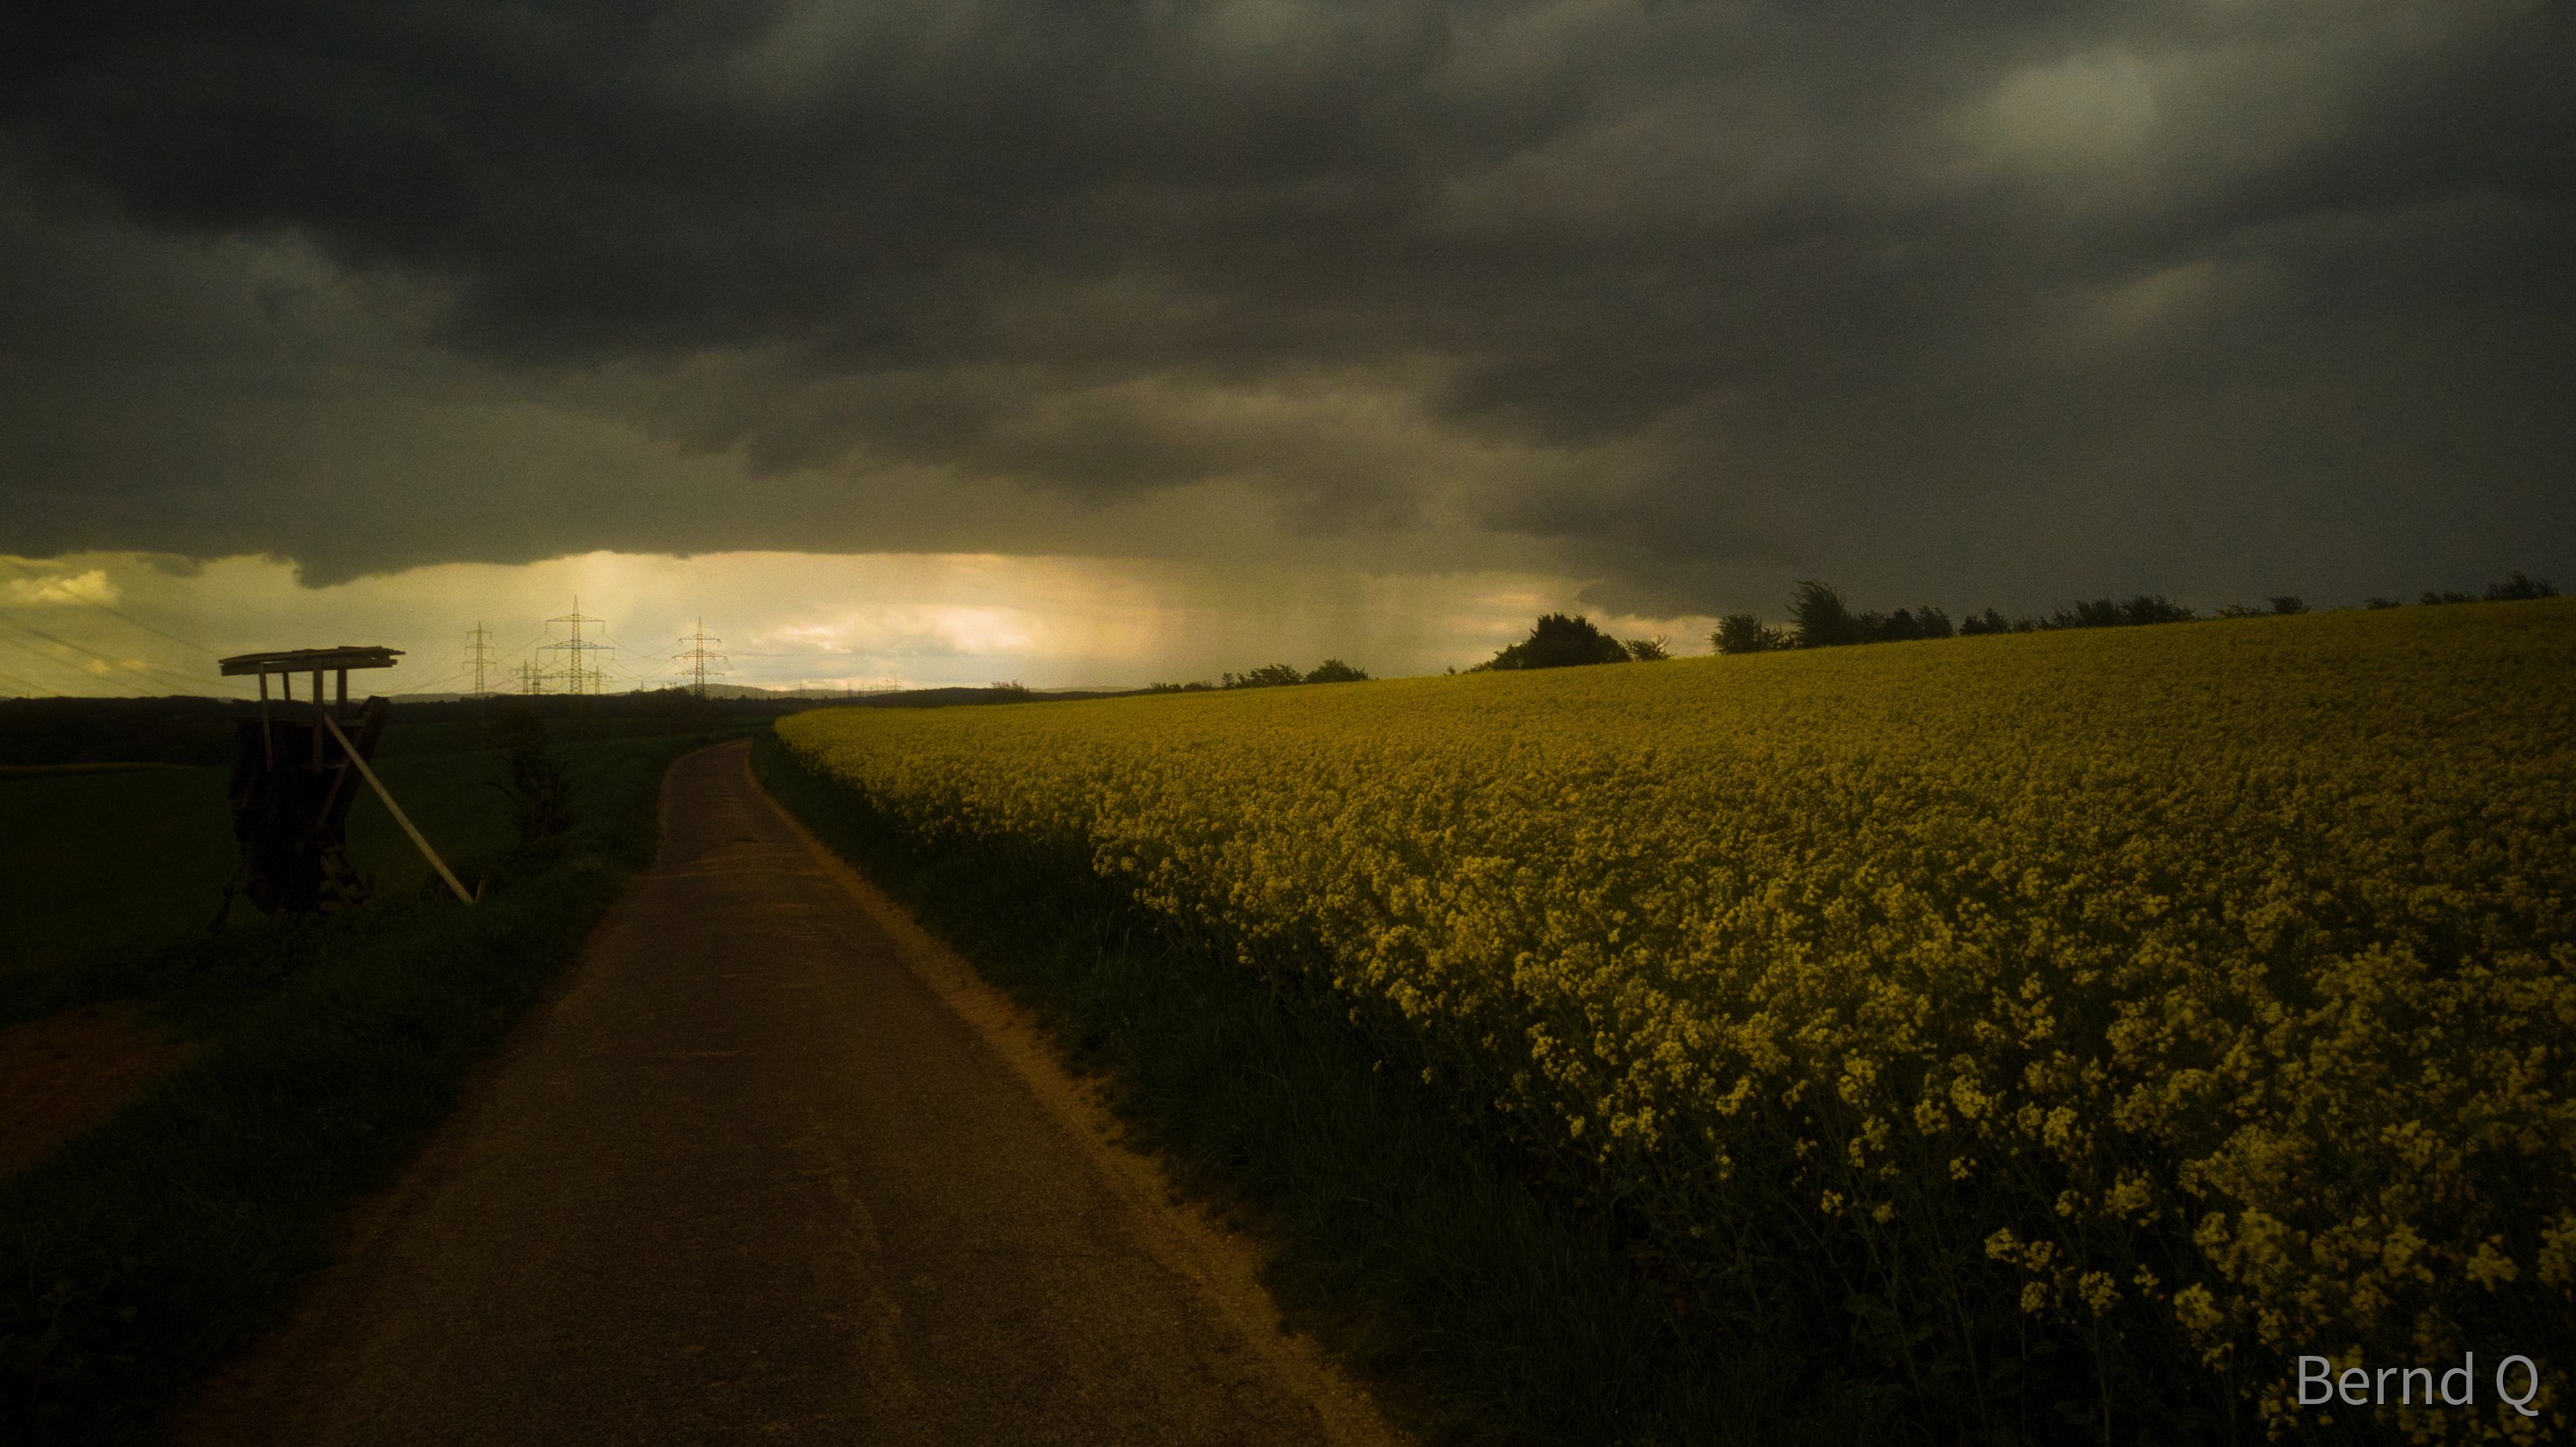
[181, 741, 1396, 1447]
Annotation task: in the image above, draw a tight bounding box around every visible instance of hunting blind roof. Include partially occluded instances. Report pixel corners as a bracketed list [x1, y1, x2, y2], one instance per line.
[218, 647, 404, 677]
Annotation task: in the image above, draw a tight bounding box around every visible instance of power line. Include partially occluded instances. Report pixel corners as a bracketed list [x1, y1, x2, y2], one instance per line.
[465, 622, 497, 696]
[0, 634, 151, 696]
[674, 619, 729, 697]
[0, 616, 210, 695]
[0, 631, 88, 675]
[539, 599, 612, 696]
[585, 627, 671, 691]
[483, 625, 546, 661]
[0, 664, 55, 696]
[474, 629, 550, 691]
[58, 595, 222, 658]
[396, 661, 478, 695]
[9, 594, 270, 697]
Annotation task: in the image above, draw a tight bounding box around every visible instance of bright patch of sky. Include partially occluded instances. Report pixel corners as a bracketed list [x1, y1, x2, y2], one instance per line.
[0, 552, 1712, 700]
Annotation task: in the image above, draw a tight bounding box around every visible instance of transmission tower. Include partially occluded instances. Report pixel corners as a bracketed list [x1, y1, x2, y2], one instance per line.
[464, 623, 496, 696]
[518, 659, 544, 696]
[540, 598, 612, 697]
[673, 619, 729, 699]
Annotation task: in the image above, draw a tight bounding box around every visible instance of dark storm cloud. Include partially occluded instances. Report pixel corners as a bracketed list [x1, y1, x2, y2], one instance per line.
[1, 0, 2569, 609]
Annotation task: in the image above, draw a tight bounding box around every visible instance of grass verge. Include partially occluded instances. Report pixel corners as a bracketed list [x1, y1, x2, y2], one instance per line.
[0, 733, 714, 1444]
[752, 731, 1888, 1446]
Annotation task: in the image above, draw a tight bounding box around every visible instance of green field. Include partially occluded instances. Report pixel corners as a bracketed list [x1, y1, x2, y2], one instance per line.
[1, 755, 501, 977]
[0, 727, 726, 1030]
[0, 766, 234, 976]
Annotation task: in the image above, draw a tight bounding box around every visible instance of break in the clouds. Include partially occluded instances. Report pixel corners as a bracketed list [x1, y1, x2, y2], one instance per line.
[0, 0, 2569, 616]
[0, 550, 1681, 697]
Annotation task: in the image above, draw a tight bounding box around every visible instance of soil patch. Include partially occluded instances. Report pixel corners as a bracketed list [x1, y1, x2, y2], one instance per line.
[0, 1001, 191, 1178]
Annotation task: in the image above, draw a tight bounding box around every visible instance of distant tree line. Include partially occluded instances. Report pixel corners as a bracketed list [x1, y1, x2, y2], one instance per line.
[1149, 658, 1370, 692]
[1145, 572, 2560, 688]
[2414, 571, 2558, 606]
[1712, 573, 2557, 654]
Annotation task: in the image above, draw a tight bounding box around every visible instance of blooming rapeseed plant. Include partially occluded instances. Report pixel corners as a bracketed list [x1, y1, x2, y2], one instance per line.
[781, 599, 2576, 1440]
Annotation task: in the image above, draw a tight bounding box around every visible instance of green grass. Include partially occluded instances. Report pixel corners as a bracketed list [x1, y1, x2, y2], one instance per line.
[0, 751, 524, 986]
[0, 732, 720, 1444]
[0, 767, 236, 977]
[752, 731, 1888, 1447]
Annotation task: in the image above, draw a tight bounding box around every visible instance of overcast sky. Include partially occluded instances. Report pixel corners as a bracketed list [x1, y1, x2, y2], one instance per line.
[2, 0, 2569, 693]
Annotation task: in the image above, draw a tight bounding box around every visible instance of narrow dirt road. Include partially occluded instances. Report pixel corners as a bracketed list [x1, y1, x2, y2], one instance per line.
[184, 742, 1396, 1447]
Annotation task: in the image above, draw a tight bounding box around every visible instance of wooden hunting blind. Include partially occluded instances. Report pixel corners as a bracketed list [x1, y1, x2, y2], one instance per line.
[215, 646, 471, 924]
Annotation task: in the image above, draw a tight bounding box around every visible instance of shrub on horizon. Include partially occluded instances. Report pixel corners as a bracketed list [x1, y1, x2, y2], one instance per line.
[1222, 664, 1308, 690]
[2420, 575, 2557, 605]
[1482, 614, 1633, 670]
[1789, 581, 1864, 648]
[2044, 595, 2194, 629]
[1712, 613, 1784, 654]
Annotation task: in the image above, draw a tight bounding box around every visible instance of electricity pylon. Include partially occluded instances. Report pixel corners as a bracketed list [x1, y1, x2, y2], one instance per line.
[518, 659, 544, 696]
[674, 619, 728, 698]
[541, 598, 611, 696]
[464, 623, 495, 696]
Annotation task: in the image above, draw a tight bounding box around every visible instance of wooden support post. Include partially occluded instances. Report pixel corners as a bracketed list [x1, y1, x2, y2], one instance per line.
[318, 711, 474, 906]
[312, 669, 325, 768]
[258, 670, 273, 768]
[336, 668, 348, 717]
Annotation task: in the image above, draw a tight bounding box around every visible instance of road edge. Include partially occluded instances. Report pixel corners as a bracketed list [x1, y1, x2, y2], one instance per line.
[743, 742, 1413, 1447]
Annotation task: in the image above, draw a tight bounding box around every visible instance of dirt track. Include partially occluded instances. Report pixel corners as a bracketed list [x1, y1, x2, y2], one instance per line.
[182, 741, 1397, 1447]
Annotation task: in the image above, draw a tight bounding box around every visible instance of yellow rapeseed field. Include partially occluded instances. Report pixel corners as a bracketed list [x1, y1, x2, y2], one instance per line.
[781, 600, 2575, 1441]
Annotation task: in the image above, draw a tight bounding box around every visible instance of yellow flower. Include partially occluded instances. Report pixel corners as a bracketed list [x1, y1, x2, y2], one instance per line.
[779, 597, 2576, 1442]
